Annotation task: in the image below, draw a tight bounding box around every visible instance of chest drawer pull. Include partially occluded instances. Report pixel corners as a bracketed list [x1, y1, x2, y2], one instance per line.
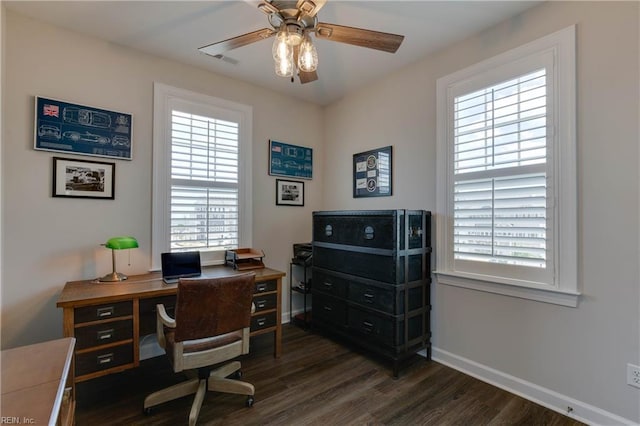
[97, 353, 114, 365]
[362, 321, 374, 333]
[364, 293, 375, 302]
[97, 307, 114, 318]
[322, 281, 333, 288]
[256, 283, 267, 292]
[97, 329, 114, 340]
[256, 300, 267, 309]
[323, 305, 333, 312]
[256, 318, 266, 326]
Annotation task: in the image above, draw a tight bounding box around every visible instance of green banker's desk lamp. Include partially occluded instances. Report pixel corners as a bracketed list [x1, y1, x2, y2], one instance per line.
[99, 236, 139, 282]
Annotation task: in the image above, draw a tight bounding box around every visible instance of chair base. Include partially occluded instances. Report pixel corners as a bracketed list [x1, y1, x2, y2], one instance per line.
[144, 361, 255, 426]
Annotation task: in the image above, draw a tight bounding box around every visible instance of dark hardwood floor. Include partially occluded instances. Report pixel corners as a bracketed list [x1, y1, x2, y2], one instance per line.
[76, 325, 583, 425]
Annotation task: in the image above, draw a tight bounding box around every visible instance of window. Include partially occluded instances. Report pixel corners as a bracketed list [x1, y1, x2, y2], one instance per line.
[436, 26, 578, 306]
[152, 83, 252, 269]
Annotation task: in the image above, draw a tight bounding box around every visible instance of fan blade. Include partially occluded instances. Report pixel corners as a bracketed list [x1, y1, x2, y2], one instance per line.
[199, 28, 276, 57]
[315, 23, 404, 53]
[299, 70, 318, 84]
[296, 0, 326, 18]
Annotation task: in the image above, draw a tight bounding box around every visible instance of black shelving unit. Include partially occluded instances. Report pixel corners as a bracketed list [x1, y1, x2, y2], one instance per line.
[289, 257, 312, 329]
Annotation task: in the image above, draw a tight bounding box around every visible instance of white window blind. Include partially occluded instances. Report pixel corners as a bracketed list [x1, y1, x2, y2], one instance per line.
[152, 83, 253, 270]
[169, 111, 239, 252]
[436, 26, 578, 306]
[453, 70, 548, 268]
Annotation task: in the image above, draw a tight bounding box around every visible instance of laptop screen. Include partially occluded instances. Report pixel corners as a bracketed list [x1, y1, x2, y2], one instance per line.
[161, 251, 202, 282]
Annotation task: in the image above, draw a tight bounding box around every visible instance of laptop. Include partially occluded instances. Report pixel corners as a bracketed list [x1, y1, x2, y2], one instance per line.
[161, 251, 202, 284]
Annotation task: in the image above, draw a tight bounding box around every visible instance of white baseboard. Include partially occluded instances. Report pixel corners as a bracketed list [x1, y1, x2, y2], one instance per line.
[432, 347, 637, 426]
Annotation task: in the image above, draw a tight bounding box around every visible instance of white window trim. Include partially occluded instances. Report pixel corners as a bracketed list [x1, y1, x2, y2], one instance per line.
[151, 82, 253, 270]
[435, 26, 579, 307]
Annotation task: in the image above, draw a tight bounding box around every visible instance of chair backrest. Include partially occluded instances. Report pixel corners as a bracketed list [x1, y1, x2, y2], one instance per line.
[173, 273, 255, 343]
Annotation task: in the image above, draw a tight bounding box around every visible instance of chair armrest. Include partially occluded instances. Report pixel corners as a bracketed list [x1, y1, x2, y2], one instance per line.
[157, 304, 176, 328]
[156, 304, 175, 349]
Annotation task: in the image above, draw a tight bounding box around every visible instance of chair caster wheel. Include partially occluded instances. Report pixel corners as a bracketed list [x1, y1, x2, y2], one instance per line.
[246, 395, 255, 407]
[144, 407, 152, 415]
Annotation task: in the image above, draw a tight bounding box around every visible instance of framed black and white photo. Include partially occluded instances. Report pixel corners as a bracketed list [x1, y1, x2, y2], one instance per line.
[52, 157, 115, 199]
[275, 179, 304, 206]
[353, 145, 393, 198]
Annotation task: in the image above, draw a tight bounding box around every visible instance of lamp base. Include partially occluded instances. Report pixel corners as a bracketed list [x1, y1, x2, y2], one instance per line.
[98, 272, 128, 282]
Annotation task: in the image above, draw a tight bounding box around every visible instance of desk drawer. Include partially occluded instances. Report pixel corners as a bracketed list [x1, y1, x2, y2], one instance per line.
[253, 293, 276, 312]
[251, 312, 276, 331]
[255, 280, 276, 294]
[75, 344, 133, 376]
[75, 301, 132, 324]
[75, 319, 133, 350]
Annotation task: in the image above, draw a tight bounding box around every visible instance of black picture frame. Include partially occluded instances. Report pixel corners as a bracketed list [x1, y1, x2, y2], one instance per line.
[275, 179, 305, 206]
[52, 156, 115, 199]
[353, 146, 393, 198]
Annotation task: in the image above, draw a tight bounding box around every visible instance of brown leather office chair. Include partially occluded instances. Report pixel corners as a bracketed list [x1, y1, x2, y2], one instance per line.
[143, 273, 256, 425]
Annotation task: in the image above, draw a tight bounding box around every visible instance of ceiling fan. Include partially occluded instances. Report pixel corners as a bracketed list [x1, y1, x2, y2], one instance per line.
[198, 0, 405, 84]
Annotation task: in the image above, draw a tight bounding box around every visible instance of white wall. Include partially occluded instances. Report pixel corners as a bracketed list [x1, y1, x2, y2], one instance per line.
[2, 2, 639, 424]
[1, 11, 323, 348]
[324, 1, 639, 424]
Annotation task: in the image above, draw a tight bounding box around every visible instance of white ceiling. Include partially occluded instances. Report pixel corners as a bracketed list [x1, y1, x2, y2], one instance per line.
[4, 0, 541, 106]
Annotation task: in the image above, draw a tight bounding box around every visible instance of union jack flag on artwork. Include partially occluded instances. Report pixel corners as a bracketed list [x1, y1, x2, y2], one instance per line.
[43, 104, 59, 117]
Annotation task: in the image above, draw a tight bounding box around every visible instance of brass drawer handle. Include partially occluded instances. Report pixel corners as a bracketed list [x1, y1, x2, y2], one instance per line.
[97, 353, 114, 365]
[97, 329, 114, 340]
[97, 306, 114, 318]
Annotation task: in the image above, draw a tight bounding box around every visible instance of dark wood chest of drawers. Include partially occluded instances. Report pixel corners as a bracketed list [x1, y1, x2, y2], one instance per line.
[312, 209, 432, 377]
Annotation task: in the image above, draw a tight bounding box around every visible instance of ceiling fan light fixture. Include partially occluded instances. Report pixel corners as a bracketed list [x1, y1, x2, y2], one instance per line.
[272, 27, 292, 61]
[274, 40, 294, 78]
[298, 33, 318, 73]
[284, 23, 303, 46]
[275, 55, 294, 78]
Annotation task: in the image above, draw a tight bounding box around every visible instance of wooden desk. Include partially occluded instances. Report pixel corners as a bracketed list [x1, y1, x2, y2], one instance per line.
[1, 337, 75, 426]
[57, 266, 284, 384]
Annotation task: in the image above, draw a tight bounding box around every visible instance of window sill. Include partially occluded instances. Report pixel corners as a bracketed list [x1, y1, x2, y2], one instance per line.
[434, 271, 580, 307]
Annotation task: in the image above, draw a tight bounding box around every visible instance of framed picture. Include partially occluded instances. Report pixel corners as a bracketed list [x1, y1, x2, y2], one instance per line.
[269, 140, 313, 179]
[52, 157, 115, 199]
[353, 145, 393, 198]
[276, 179, 304, 206]
[35, 96, 133, 160]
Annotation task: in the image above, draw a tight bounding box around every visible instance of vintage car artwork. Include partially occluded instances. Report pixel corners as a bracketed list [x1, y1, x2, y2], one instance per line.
[111, 135, 130, 147]
[63, 107, 112, 129]
[36, 97, 132, 160]
[38, 123, 61, 140]
[63, 130, 110, 145]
